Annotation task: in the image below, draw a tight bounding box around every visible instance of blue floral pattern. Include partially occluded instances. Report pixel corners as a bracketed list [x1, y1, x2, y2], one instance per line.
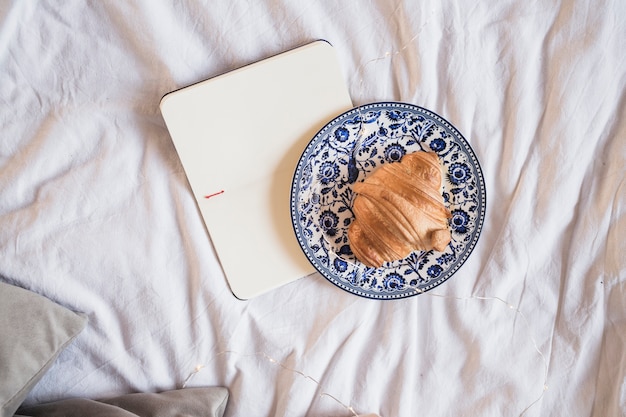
[448, 162, 471, 185]
[290, 102, 486, 299]
[383, 144, 406, 162]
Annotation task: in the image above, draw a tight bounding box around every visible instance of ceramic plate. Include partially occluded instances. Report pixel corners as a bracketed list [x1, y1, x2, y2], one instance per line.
[290, 102, 485, 299]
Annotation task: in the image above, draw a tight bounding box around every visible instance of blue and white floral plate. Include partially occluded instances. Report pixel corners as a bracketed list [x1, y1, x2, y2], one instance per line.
[290, 102, 485, 299]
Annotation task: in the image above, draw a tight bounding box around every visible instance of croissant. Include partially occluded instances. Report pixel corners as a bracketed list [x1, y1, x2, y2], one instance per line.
[348, 151, 451, 267]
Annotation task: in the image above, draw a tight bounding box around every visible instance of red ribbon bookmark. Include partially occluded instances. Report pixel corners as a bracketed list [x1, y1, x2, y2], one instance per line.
[204, 190, 225, 199]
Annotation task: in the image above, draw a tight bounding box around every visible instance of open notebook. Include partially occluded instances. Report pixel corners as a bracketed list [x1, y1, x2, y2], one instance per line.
[160, 40, 353, 299]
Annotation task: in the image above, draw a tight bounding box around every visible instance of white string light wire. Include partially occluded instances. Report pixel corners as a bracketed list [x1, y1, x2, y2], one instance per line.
[184, 17, 550, 417]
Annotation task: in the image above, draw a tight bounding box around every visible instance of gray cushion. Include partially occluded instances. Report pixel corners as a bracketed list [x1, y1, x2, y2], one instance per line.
[16, 387, 229, 417]
[0, 281, 87, 417]
[16, 399, 138, 417]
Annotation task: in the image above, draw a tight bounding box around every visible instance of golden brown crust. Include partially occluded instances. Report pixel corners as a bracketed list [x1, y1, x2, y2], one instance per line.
[348, 151, 451, 267]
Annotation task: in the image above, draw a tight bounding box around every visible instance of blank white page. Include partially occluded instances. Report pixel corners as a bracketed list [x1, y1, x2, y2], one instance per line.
[160, 41, 353, 299]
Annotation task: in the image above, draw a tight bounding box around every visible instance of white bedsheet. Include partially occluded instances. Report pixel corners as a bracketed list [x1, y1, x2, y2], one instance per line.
[1, 1, 624, 416]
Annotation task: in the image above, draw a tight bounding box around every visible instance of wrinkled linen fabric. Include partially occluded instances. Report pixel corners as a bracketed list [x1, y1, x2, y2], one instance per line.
[0, 1, 624, 416]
